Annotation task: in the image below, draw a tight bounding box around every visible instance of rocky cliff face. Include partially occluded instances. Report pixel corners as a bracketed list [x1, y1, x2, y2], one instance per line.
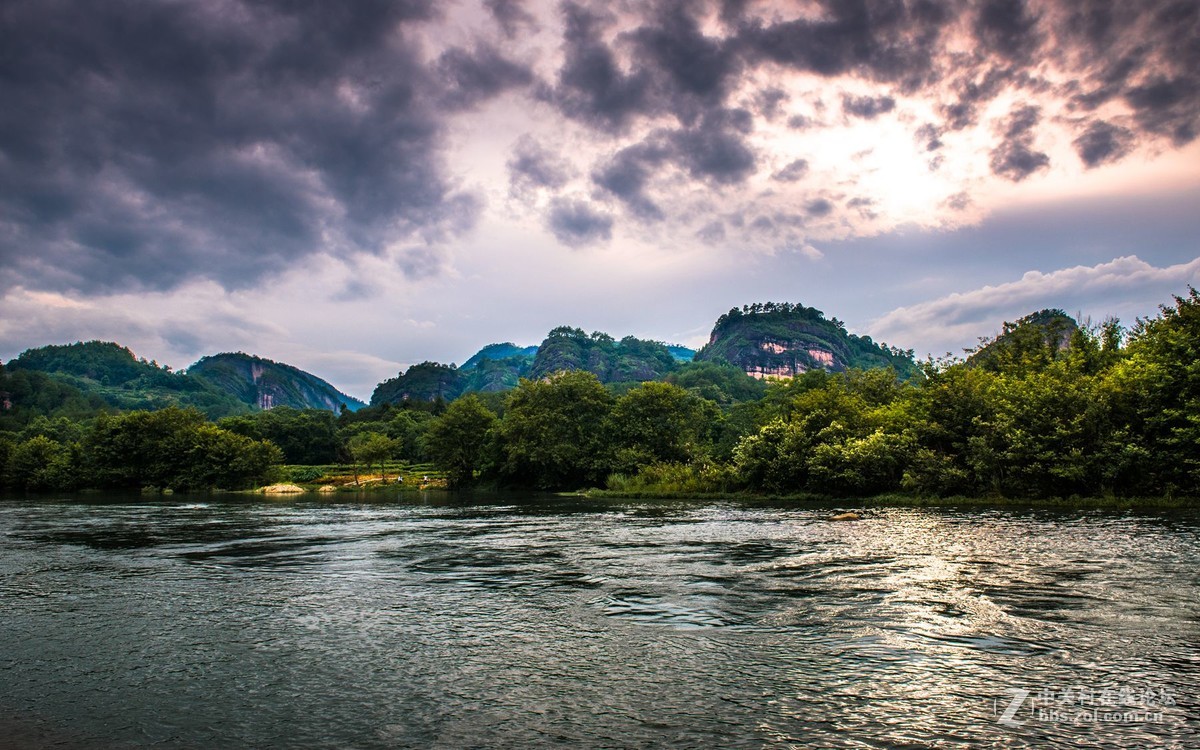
[694, 302, 919, 379]
[188, 353, 365, 412]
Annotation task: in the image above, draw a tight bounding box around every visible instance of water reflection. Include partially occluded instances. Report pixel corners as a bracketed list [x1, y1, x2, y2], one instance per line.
[0, 497, 1196, 748]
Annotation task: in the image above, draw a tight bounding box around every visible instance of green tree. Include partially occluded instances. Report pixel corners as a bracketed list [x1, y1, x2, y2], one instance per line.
[1106, 288, 1200, 493]
[425, 394, 497, 486]
[6, 435, 75, 491]
[348, 431, 395, 484]
[84, 407, 279, 490]
[605, 382, 717, 474]
[496, 371, 614, 489]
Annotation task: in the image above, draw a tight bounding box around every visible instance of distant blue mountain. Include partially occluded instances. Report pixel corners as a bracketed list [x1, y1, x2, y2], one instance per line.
[667, 345, 696, 362]
[460, 342, 539, 371]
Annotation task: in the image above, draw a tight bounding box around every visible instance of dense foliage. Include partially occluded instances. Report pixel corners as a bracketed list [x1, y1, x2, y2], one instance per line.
[696, 301, 919, 378]
[370, 330, 689, 406]
[418, 290, 1200, 499]
[0, 407, 279, 492]
[4, 291, 1199, 501]
[5, 341, 249, 419]
[528, 328, 680, 383]
[189, 352, 366, 412]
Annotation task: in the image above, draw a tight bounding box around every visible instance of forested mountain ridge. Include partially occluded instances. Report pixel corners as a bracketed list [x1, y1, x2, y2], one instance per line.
[7, 289, 1200, 499]
[4, 341, 249, 421]
[188, 352, 366, 413]
[695, 302, 919, 379]
[460, 343, 539, 371]
[966, 309, 1083, 373]
[371, 330, 693, 405]
[528, 327, 681, 383]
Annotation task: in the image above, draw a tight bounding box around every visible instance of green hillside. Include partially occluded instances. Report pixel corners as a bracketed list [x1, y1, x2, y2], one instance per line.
[967, 309, 1081, 374]
[529, 328, 680, 383]
[188, 352, 366, 413]
[5, 341, 249, 420]
[694, 302, 919, 379]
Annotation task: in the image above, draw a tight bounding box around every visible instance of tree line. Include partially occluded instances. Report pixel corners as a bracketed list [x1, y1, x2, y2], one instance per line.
[2, 289, 1198, 499]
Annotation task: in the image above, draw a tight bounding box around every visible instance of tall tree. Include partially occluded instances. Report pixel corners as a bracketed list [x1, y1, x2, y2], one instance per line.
[425, 394, 497, 486]
[497, 371, 614, 489]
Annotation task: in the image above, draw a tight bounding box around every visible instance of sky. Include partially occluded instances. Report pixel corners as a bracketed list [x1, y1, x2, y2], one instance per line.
[1, 0, 1198, 400]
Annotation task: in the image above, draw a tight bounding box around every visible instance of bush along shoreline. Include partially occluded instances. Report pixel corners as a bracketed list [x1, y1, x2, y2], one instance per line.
[3, 290, 1199, 506]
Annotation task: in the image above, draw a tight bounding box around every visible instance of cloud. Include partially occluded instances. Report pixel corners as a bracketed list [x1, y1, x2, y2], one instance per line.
[543, 2, 654, 132]
[734, 0, 949, 84]
[665, 109, 757, 185]
[591, 140, 670, 220]
[772, 158, 810, 182]
[0, 0, 479, 294]
[435, 44, 534, 110]
[989, 104, 1050, 180]
[805, 198, 835, 218]
[974, 0, 1042, 61]
[868, 255, 1200, 355]
[545, 197, 613, 246]
[1073, 120, 1133, 167]
[508, 135, 575, 193]
[485, 0, 537, 38]
[3, 0, 1200, 300]
[842, 94, 896, 119]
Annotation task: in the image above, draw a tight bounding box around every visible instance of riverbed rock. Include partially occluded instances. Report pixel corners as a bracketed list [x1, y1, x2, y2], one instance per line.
[262, 483, 305, 494]
[829, 512, 861, 521]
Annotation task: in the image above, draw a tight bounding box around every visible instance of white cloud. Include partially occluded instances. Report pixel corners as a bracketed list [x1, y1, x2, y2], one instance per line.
[867, 255, 1200, 357]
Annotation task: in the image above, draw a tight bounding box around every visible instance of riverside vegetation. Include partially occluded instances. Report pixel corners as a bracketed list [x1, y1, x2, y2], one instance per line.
[2, 290, 1199, 503]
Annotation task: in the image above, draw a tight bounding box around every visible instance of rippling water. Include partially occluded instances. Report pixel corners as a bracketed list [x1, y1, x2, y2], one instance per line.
[1, 494, 1197, 748]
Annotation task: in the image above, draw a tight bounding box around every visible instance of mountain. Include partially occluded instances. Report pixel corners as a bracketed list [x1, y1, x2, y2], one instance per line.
[188, 352, 366, 412]
[667, 345, 696, 362]
[5, 341, 249, 419]
[371, 361, 461, 405]
[371, 329, 688, 406]
[528, 328, 680, 382]
[967, 309, 1080, 372]
[460, 343, 538, 371]
[694, 302, 919, 379]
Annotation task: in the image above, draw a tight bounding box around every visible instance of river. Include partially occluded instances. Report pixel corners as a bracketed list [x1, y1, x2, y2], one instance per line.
[1, 494, 1196, 748]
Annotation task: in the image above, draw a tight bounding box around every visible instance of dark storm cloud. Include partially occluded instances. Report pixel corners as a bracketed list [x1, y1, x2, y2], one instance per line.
[543, 2, 655, 132]
[0, 0, 478, 293]
[805, 198, 835, 218]
[842, 94, 896, 119]
[533, 0, 1196, 239]
[772, 159, 810, 182]
[508, 136, 574, 192]
[1125, 77, 1200, 146]
[546, 197, 613, 246]
[590, 108, 755, 218]
[592, 140, 671, 220]
[733, 0, 950, 87]
[626, 1, 741, 124]
[666, 109, 757, 185]
[990, 104, 1050, 180]
[435, 44, 534, 110]
[755, 87, 790, 120]
[486, 0, 538, 38]
[1073, 120, 1132, 167]
[916, 123, 943, 151]
[787, 114, 815, 130]
[974, 0, 1042, 61]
